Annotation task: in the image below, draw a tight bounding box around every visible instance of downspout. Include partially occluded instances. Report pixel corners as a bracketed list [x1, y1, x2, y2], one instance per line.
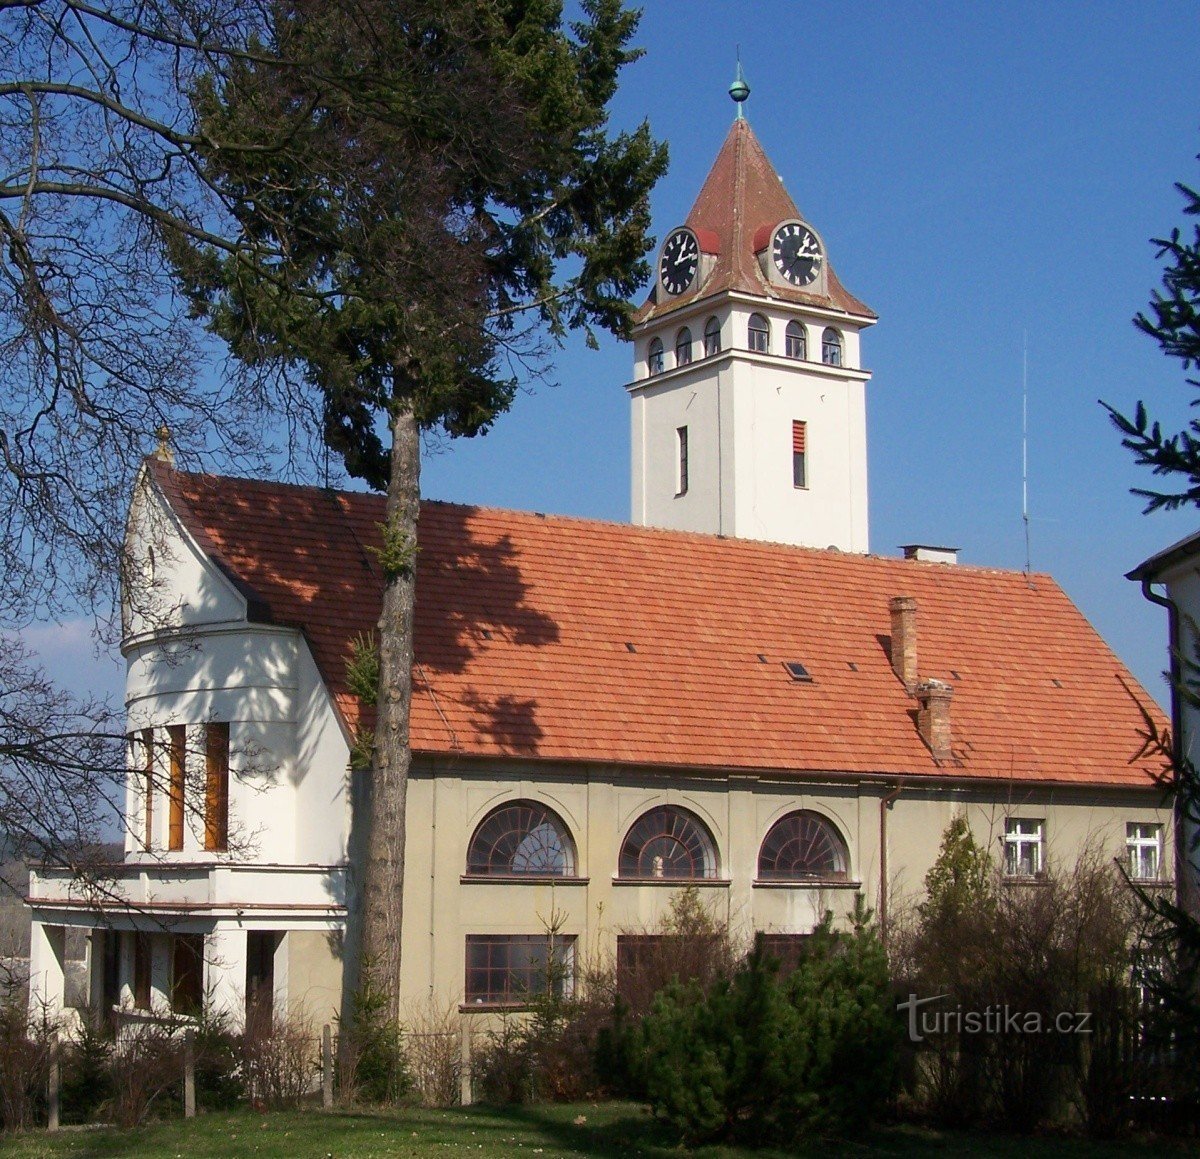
[1140, 578, 1186, 913]
[879, 783, 903, 941]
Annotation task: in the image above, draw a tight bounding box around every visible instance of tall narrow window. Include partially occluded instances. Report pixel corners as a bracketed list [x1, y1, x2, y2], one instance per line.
[703, 315, 721, 357]
[205, 722, 230, 853]
[675, 327, 692, 366]
[133, 932, 151, 1010]
[168, 724, 186, 852]
[141, 727, 154, 851]
[785, 320, 806, 360]
[676, 426, 689, 496]
[171, 933, 204, 1015]
[1127, 822, 1162, 881]
[821, 327, 842, 366]
[747, 313, 769, 353]
[792, 421, 808, 489]
[647, 336, 664, 376]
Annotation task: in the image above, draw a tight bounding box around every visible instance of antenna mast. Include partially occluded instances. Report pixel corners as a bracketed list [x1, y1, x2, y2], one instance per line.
[1022, 332, 1031, 576]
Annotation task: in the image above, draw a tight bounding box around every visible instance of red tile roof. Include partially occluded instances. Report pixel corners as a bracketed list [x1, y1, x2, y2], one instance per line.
[635, 119, 876, 326]
[152, 462, 1164, 789]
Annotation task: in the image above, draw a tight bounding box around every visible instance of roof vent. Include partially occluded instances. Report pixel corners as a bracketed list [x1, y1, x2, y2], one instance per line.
[783, 661, 813, 682]
[901, 544, 959, 565]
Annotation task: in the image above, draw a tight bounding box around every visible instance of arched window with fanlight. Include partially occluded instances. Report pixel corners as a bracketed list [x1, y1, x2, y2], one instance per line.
[703, 315, 722, 357]
[675, 327, 692, 367]
[747, 313, 769, 353]
[757, 811, 849, 881]
[619, 805, 719, 879]
[785, 320, 806, 360]
[821, 327, 842, 367]
[466, 800, 577, 876]
[647, 336, 664, 377]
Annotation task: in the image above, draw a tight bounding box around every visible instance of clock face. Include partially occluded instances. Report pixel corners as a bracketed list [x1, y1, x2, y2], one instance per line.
[659, 228, 700, 296]
[772, 222, 823, 287]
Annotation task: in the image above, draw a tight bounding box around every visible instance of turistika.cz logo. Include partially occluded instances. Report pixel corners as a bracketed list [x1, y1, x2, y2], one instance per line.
[896, 993, 1094, 1043]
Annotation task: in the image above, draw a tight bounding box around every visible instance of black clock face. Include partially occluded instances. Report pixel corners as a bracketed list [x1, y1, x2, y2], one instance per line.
[659, 228, 700, 296]
[772, 222, 823, 287]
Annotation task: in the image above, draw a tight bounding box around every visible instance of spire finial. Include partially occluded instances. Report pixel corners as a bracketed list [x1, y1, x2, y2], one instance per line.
[153, 424, 174, 466]
[728, 53, 749, 118]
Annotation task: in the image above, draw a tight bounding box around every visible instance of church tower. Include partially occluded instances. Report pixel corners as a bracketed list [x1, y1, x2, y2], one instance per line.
[628, 76, 876, 552]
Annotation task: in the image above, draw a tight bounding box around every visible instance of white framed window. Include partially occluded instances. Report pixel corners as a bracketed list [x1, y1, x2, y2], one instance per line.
[703, 315, 721, 357]
[747, 312, 769, 353]
[647, 336, 664, 376]
[676, 426, 689, 496]
[1004, 818, 1044, 877]
[1127, 822, 1162, 881]
[821, 327, 842, 366]
[785, 320, 806, 360]
[675, 327, 692, 366]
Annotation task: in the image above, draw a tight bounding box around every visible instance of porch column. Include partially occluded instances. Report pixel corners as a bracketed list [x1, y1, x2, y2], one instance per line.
[28, 921, 66, 1018]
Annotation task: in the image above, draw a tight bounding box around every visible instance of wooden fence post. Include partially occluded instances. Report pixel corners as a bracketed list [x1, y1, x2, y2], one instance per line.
[183, 1028, 196, 1118]
[322, 1023, 333, 1109]
[459, 1020, 472, 1107]
[47, 1037, 60, 1132]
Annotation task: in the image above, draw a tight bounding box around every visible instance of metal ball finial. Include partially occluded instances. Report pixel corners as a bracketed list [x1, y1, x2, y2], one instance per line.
[729, 59, 750, 117]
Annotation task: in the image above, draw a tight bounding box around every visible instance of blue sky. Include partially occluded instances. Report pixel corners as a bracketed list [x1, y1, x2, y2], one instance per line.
[419, 0, 1200, 708]
[55, 0, 1200, 710]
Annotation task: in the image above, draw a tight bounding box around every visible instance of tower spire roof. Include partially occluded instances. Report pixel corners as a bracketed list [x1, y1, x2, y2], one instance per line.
[635, 119, 875, 325]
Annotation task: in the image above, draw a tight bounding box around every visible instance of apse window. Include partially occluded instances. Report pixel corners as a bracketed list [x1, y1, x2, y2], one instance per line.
[792, 421, 807, 488]
[703, 315, 722, 357]
[647, 336, 664, 377]
[676, 426, 689, 496]
[675, 327, 693, 367]
[464, 933, 575, 1005]
[747, 312, 770, 353]
[821, 327, 842, 366]
[1126, 822, 1162, 881]
[785, 320, 806, 360]
[1003, 818, 1044, 877]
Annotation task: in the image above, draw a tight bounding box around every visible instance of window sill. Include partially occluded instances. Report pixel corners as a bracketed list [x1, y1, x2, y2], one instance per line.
[1129, 877, 1174, 888]
[1002, 875, 1051, 887]
[459, 875, 589, 886]
[753, 878, 861, 890]
[611, 877, 730, 887]
[459, 1001, 543, 1014]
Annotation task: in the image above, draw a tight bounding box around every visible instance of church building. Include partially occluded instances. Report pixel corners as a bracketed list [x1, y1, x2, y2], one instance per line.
[27, 87, 1170, 1028]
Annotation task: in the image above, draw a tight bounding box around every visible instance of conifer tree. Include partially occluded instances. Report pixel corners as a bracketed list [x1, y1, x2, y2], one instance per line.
[168, 0, 667, 1023]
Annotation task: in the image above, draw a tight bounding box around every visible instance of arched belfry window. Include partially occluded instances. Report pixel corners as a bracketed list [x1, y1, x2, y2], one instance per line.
[747, 313, 769, 353]
[467, 800, 576, 876]
[619, 806, 718, 879]
[647, 336, 664, 377]
[785, 320, 806, 360]
[757, 811, 849, 881]
[703, 315, 722, 357]
[821, 327, 842, 367]
[675, 327, 692, 367]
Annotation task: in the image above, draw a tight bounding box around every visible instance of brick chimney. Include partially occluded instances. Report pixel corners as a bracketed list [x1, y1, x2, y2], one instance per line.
[888, 596, 918, 691]
[916, 679, 954, 762]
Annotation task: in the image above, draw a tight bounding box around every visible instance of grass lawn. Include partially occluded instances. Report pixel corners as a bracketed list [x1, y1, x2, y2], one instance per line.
[0, 1102, 1186, 1158]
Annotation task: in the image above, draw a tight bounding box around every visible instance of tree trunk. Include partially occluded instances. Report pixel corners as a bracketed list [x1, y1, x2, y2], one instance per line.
[358, 398, 420, 1025]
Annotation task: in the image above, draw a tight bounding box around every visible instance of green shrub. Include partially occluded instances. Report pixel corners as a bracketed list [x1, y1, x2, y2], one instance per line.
[632, 906, 900, 1145]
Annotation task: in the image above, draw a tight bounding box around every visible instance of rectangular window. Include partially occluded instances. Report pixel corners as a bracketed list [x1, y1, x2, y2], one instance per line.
[168, 725, 186, 851]
[1004, 818, 1044, 877]
[464, 934, 575, 1005]
[1127, 822, 1162, 881]
[792, 420, 807, 489]
[755, 932, 812, 975]
[133, 932, 152, 1010]
[676, 426, 689, 496]
[141, 727, 154, 851]
[204, 722, 230, 852]
[171, 933, 204, 1015]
